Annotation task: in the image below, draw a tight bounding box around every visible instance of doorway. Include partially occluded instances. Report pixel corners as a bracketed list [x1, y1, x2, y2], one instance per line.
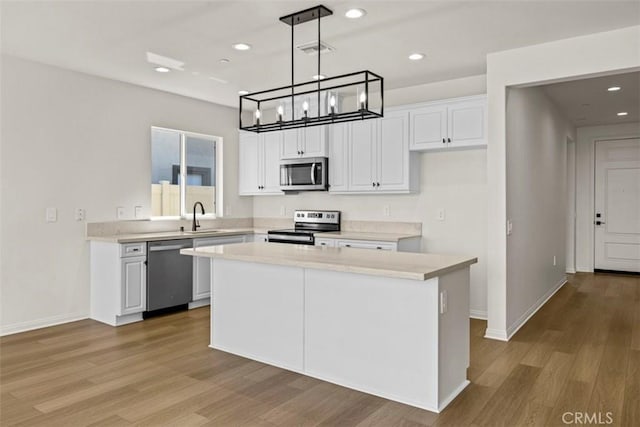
[594, 138, 640, 273]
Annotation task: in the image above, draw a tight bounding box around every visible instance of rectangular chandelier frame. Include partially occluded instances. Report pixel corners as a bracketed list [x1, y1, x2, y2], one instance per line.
[238, 5, 384, 133]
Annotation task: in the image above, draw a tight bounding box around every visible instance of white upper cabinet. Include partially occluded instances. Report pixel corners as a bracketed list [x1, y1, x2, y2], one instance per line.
[410, 95, 486, 151]
[280, 126, 327, 159]
[238, 131, 283, 195]
[329, 109, 418, 194]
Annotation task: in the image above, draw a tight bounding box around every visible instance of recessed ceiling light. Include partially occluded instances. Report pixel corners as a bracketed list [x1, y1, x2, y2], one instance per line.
[408, 53, 425, 61]
[154, 66, 170, 73]
[607, 86, 621, 92]
[238, 90, 249, 95]
[233, 43, 251, 51]
[219, 58, 230, 64]
[345, 8, 366, 19]
[312, 74, 326, 80]
[617, 112, 628, 116]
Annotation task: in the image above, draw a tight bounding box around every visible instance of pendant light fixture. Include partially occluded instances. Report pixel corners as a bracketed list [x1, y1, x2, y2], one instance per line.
[239, 5, 383, 133]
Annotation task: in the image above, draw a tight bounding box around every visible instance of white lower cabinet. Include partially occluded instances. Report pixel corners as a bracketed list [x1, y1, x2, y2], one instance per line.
[192, 235, 246, 302]
[90, 241, 147, 326]
[315, 237, 421, 252]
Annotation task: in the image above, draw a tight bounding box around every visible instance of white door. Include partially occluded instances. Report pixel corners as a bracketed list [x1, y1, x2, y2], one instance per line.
[302, 126, 327, 157]
[349, 120, 377, 191]
[261, 133, 283, 193]
[238, 132, 260, 195]
[447, 99, 486, 148]
[328, 123, 349, 192]
[409, 105, 447, 150]
[594, 138, 640, 272]
[280, 129, 300, 159]
[378, 110, 409, 191]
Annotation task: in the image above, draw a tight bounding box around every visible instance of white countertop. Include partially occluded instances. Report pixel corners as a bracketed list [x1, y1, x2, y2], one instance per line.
[181, 242, 476, 281]
[87, 228, 259, 243]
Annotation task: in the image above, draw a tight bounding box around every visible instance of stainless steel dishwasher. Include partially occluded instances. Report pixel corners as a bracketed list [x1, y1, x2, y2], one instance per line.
[146, 239, 193, 316]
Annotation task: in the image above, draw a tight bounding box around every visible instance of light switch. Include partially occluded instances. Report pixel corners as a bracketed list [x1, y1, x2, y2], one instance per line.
[46, 207, 57, 223]
[116, 207, 125, 219]
[134, 206, 143, 219]
[440, 290, 448, 314]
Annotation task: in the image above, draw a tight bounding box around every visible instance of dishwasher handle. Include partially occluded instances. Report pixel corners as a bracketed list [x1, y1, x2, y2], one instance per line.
[148, 244, 191, 252]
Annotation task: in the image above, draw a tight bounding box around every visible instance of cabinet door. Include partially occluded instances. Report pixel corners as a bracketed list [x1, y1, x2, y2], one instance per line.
[378, 110, 410, 191]
[302, 126, 327, 157]
[280, 129, 300, 159]
[315, 238, 336, 247]
[261, 133, 284, 194]
[238, 132, 260, 195]
[348, 120, 378, 192]
[328, 123, 349, 192]
[120, 256, 146, 315]
[193, 236, 246, 301]
[409, 105, 448, 150]
[448, 99, 486, 148]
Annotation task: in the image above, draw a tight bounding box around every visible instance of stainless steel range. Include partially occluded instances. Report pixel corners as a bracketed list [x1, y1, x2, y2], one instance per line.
[267, 210, 340, 245]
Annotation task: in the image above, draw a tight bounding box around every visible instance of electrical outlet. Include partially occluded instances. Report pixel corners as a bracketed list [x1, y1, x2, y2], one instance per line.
[134, 206, 143, 219]
[280, 206, 286, 216]
[437, 208, 446, 221]
[383, 205, 390, 217]
[116, 206, 125, 219]
[507, 219, 513, 235]
[440, 290, 448, 314]
[46, 207, 57, 223]
[75, 208, 85, 221]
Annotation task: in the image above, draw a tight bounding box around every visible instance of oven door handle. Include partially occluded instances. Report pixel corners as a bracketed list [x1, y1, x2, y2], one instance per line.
[310, 163, 316, 185]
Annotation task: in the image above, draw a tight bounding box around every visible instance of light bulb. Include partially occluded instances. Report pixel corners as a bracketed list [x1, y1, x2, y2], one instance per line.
[302, 101, 309, 112]
[255, 109, 261, 119]
[360, 92, 366, 103]
[277, 105, 284, 115]
[329, 96, 336, 107]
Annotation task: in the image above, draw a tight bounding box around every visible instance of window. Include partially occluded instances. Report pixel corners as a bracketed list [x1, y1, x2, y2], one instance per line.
[151, 127, 222, 218]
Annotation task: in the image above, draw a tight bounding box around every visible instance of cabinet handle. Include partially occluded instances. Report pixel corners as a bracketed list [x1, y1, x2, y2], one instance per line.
[345, 244, 351, 247]
[447, 138, 451, 143]
[376, 246, 382, 250]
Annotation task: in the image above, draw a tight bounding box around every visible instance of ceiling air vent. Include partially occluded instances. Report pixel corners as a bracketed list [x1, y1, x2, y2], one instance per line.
[296, 40, 335, 55]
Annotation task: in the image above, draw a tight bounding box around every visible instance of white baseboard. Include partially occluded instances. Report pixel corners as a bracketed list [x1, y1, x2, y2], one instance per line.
[505, 277, 567, 340]
[470, 309, 487, 320]
[188, 298, 210, 309]
[484, 328, 509, 341]
[566, 268, 576, 274]
[1, 312, 88, 336]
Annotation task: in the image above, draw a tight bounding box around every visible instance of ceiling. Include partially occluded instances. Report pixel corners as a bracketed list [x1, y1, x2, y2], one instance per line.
[1, 1, 639, 108]
[542, 71, 640, 127]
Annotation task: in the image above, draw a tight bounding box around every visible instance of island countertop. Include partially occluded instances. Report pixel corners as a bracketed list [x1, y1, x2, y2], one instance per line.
[180, 242, 476, 281]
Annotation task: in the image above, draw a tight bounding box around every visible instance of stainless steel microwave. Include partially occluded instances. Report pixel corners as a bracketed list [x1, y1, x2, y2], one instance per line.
[280, 157, 328, 192]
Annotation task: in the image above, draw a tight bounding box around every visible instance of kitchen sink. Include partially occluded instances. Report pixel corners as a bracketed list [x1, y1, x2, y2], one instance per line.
[182, 229, 221, 234]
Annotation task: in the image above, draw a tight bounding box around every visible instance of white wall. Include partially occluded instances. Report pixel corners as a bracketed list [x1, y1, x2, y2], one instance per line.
[505, 87, 574, 334]
[486, 25, 640, 340]
[575, 122, 640, 272]
[253, 75, 489, 318]
[0, 55, 253, 334]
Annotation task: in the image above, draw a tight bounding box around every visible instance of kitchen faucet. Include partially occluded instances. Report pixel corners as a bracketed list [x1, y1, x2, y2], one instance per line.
[192, 201, 205, 231]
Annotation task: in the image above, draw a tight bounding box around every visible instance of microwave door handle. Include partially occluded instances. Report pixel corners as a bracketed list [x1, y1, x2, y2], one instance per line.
[288, 167, 292, 185]
[311, 163, 316, 185]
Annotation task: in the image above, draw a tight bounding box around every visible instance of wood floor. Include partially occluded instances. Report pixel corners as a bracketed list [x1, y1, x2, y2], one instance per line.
[1, 272, 639, 426]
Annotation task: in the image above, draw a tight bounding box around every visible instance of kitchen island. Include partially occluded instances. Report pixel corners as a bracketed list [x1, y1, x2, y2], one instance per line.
[180, 242, 477, 412]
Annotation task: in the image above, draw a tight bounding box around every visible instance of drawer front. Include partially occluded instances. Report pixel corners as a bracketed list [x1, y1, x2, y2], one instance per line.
[315, 238, 336, 247]
[120, 242, 146, 258]
[337, 240, 396, 251]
